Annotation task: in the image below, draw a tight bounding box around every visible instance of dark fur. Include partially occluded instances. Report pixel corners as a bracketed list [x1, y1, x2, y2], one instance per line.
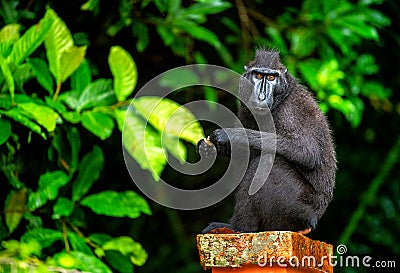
[198, 49, 336, 233]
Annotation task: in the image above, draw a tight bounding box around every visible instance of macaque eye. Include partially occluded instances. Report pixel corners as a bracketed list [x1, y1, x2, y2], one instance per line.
[255, 73, 263, 79]
[267, 75, 275, 81]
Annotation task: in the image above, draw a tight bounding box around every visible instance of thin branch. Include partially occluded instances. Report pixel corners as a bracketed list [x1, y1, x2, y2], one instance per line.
[235, 0, 251, 54]
[62, 220, 70, 253]
[247, 8, 276, 27]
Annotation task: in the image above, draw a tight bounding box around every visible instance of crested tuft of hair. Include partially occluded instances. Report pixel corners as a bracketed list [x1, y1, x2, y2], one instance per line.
[248, 48, 285, 71]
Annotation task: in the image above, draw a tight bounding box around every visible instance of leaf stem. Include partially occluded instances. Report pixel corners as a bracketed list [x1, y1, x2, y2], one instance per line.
[53, 83, 62, 101]
[62, 220, 70, 253]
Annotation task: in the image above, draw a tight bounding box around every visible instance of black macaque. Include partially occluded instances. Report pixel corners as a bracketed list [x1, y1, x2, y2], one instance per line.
[198, 49, 336, 234]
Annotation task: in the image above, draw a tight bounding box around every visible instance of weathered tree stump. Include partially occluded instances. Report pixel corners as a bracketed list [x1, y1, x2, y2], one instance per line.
[197, 231, 333, 273]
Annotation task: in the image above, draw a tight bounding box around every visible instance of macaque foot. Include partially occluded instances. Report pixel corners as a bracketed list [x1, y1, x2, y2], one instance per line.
[297, 228, 312, 235]
[202, 222, 234, 234]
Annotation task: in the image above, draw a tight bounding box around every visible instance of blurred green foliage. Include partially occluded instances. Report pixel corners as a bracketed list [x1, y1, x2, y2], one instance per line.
[1, 0, 400, 273]
[0, 6, 203, 272]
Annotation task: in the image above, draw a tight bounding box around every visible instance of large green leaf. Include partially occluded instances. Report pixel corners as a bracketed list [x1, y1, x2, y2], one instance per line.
[59, 45, 87, 84]
[28, 170, 70, 210]
[68, 251, 112, 273]
[7, 10, 54, 65]
[0, 118, 11, 145]
[108, 46, 138, 101]
[17, 102, 59, 132]
[121, 108, 166, 180]
[72, 146, 104, 202]
[44, 9, 73, 81]
[76, 79, 115, 111]
[81, 111, 115, 140]
[0, 108, 46, 139]
[81, 191, 151, 218]
[4, 188, 27, 233]
[28, 58, 54, 95]
[59, 79, 115, 112]
[132, 97, 205, 145]
[21, 228, 62, 248]
[103, 236, 148, 266]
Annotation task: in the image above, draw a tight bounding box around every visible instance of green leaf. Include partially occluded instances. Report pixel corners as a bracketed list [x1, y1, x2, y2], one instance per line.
[71, 59, 92, 93]
[0, 118, 11, 145]
[7, 10, 54, 65]
[52, 197, 74, 219]
[289, 27, 316, 57]
[337, 15, 379, 40]
[0, 54, 15, 102]
[17, 102, 59, 132]
[162, 135, 186, 163]
[13, 63, 34, 93]
[45, 96, 67, 113]
[44, 9, 74, 84]
[156, 25, 174, 46]
[361, 81, 391, 99]
[59, 79, 115, 112]
[81, 191, 151, 218]
[77, 79, 115, 111]
[69, 251, 112, 273]
[0, 108, 46, 139]
[63, 111, 82, 123]
[59, 46, 87, 83]
[316, 59, 345, 89]
[68, 232, 93, 255]
[298, 59, 321, 91]
[28, 58, 54, 95]
[0, 24, 20, 43]
[175, 21, 221, 48]
[28, 170, 70, 210]
[265, 27, 288, 55]
[108, 46, 138, 101]
[159, 68, 200, 89]
[5, 188, 27, 233]
[103, 236, 148, 266]
[72, 146, 104, 202]
[132, 21, 149, 52]
[182, 1, 231, 16]
[0, 41, 13, 59]
[88, 233, 113, 246]
[105, 251, 134, 273]
[81, 111, 115, 140]
[122, 109, 166, 180]
[132, 97, 205, 145]
[21, 228, 62, 248]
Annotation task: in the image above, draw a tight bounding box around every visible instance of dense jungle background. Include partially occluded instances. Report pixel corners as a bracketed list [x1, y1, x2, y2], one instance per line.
[0, 0, 399, 272]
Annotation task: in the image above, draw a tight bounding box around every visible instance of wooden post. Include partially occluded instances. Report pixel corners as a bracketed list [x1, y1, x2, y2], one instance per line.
[197, 231, 333, 273]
